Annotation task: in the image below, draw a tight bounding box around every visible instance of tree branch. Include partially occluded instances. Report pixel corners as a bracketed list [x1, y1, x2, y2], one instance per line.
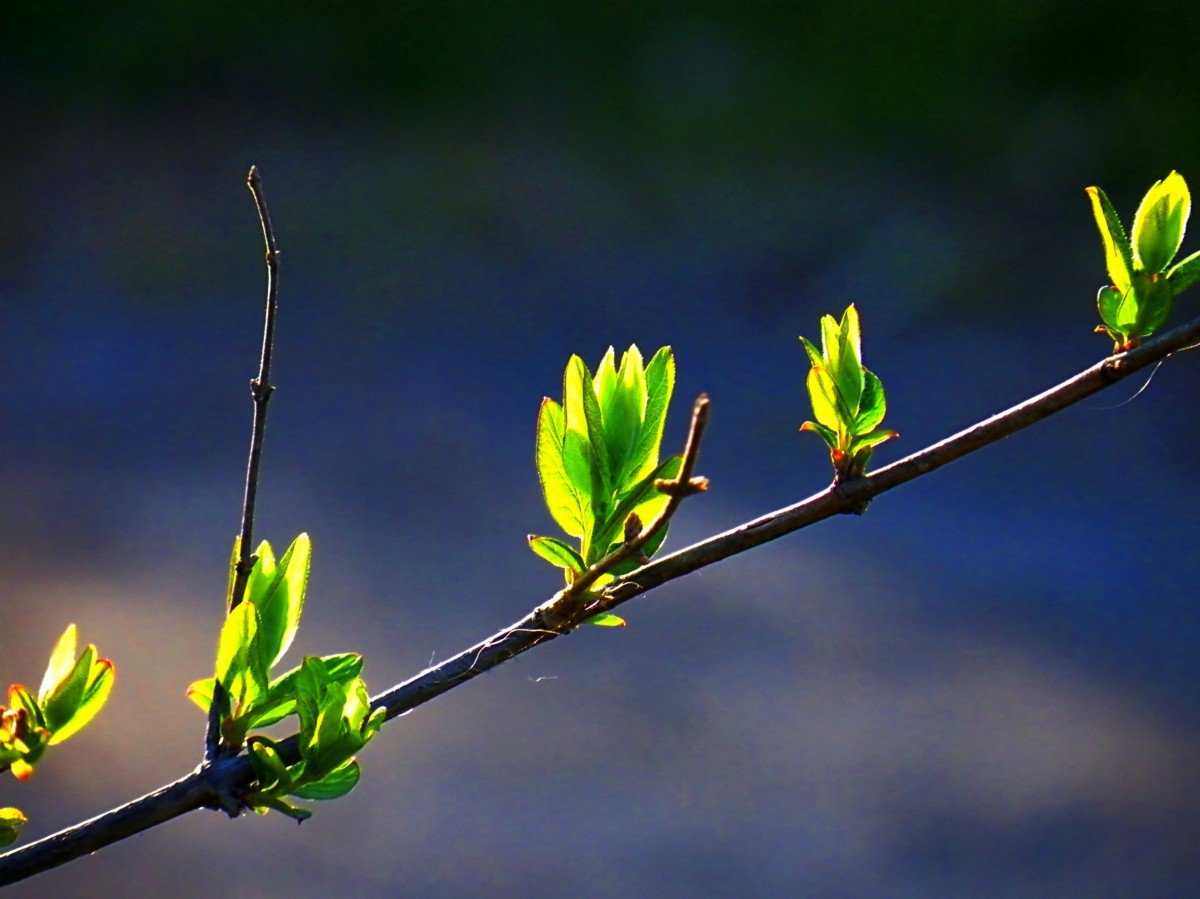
[2, 312, 1197, 886]
[205, 166, 282, 763]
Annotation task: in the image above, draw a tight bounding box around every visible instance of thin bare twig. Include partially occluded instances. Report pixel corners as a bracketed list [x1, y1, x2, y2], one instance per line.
[204, 166, 282, 764]
[2, 309, 1196, 885]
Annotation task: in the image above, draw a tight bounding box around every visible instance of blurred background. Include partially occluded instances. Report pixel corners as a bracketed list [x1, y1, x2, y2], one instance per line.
[2, 2, 1199, 896]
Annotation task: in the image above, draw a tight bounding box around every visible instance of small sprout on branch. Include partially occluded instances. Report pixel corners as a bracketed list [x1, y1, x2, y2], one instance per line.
[187, 534, 374, 794]
[1087, 170, 1200, 351]
[799, 304, 897, 482]
[242, 657, 384, 822]
[530, 346, 682, 606]
[1, 625, 114, 782]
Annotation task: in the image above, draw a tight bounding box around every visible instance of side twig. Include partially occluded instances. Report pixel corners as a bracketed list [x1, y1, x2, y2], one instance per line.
[204, 166, 282, 764]
[2, 311, 1197, 885]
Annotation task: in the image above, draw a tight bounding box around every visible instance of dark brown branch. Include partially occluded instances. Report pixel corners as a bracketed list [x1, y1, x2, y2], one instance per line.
[204, 166, 282, 763]
[2, 311, 1198, 885]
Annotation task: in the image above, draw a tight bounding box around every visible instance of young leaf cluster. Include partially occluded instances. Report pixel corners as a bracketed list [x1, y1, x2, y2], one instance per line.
[1087, 171, 1200, 351]
[186, 534, 380, 819]
[530, 346, 679, 608]
[799, 305, 897, 481]
[243, 657, 384, 822]
[0, 625, 113, 847]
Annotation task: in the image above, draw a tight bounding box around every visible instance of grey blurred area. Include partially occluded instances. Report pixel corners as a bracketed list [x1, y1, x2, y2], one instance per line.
[2, 2, 1198, 896]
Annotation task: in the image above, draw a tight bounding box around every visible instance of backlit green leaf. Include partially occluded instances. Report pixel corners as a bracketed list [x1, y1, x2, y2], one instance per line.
[291, 759, 361, 800]
[1135, 275, 1173, 336]
[225, 536, 241, 609]
[249, 793, 312, 822]
[1132, 171, 1189, 274]
[47, 655, 112, 745]
[1167, 248, 1200, 294]
[819, 313, 842, 376]
[528, 535, 587, 574]
[800, 420, 839, 450]
[806, 365, 844, 435]
[625, 346, 674, 489]
[601, 346, 646, 487]
[247, 737, 292, 794]
[592, 455, 681, 559]
[536, 398, 589, 538]
[255, 533, 311, 669]
[1097, 285, 1126, 331]
[853, 369, 887, 434]
[37, 625, 77, 705]
[215, 601, 267, 714]
[832, 306, 864, 413]
[249, 653, 365, 729]
[849, 429, 899, 455]
[1086, 185, 1134, 292]
[0, 808, 27, 849]
[585, 613, 627, 627]
[577, 357, 612, 500]
[798, 335, 823, 369]
[562, 356, 603, 518]
[7, 685, 43, 730]
[41, 645, 94, 734]
[243, 540, 276, 609]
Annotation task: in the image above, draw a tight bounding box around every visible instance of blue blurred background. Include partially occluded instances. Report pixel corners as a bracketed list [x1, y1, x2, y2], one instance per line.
[2, 2, 1199, 895]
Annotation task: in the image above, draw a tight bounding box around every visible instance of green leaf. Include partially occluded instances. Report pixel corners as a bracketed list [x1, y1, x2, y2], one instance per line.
[798, 335, 823, 369]
[624, 347, 675, 490]
[247, 737, 293, 794]
[7, 685, 44, 730]
[1086, 185, 1134, 292]
[1167, 248, 1200, 295]
[800, 420, 838, 451]
[1097, 285, 1128, 332]
[186, 677, 214, 711]
[577, 357, 612, 501]
[47, 655, 113, 745]
[295, 656, 330, 748]
[1135, 274, 1173, 336]
[593, 346, 618, 411]
[254, 533, 311, 670]
[840, 303, 863, 360]
[249, 793, 312, 822]
[849, 429, 899, 456]
[243, 540, 276, 609]
[601, 346, 647, 488]
[41, 645, 94, 734]
[244, 653, 365, 730]
[562, 357, 604, 525]
[536, 399, 589, 538]
[528, 535, 587, 575]
[1132, 171, 1189, 274]
[37, 625, 78, 705]
[0, 808, 27, 849]
[832, 306, 864, 412]
[215, 601, 268, 715]
[853, 369, 887, 434]
[291, 759, 361, 800]
[224, 536, 241, 609]
[592, 455, 681, 559]
[628, 454, 681, 534]
[806, 365, 845, 436]
[819, 313, 842, 375]
[585, 613, 626, 627]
